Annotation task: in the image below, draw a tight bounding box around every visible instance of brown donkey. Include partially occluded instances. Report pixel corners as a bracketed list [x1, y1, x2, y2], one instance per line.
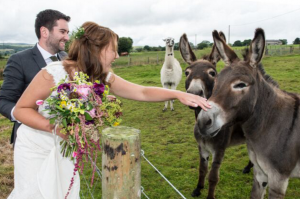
[198, 28, 300, 198]
[179, 33, 253, 199]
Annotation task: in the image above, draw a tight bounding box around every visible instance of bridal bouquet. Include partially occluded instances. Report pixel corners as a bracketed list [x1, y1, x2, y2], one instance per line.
[37, 72, 122, 186]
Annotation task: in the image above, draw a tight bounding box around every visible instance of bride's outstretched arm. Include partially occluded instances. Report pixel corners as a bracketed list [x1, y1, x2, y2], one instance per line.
[109, 74, 211, 111]
[14, 70, 58, 134]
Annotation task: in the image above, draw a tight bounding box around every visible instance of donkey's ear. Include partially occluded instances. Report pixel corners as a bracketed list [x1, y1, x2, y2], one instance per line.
[207, 44, 219, 68]
[207, 31, 227, 68]
[179, 33, 197, 64]
[163, 39, 166, 42]
[212, 30, 239, 67]
[249, 28, 265, 68]
[219, 31, 226, 43]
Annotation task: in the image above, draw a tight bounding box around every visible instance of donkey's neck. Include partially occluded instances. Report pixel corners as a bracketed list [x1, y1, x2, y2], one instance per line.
[243, 77, 300, 140]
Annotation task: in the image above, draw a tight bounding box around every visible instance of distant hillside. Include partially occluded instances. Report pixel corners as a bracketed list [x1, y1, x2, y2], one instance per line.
[0, 43, 34, 55]
[2, 43, 34, 46]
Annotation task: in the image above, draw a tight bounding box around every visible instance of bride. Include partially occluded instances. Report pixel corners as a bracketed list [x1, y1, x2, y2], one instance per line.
[9, 21, 211, 198]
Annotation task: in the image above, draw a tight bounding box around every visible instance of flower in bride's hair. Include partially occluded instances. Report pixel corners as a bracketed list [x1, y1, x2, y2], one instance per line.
[36, 100, 44, 106]
[74, 27, 84, 39]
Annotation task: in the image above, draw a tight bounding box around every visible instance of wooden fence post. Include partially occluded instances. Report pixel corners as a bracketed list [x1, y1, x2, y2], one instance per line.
[102, 126, 141, 199]
[156, 54, 159, 65]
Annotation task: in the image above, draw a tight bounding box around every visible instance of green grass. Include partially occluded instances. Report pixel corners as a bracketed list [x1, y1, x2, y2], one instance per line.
[1, 54, 300, 198]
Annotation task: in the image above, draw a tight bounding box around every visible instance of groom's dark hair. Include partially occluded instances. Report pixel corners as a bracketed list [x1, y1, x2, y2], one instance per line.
[35, 9, 71, 39]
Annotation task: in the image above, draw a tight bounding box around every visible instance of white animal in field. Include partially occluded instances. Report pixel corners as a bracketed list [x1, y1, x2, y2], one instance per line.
[160, 37, 182, 111]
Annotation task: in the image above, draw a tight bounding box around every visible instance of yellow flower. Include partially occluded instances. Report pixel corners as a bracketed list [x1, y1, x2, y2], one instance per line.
[60, 101, 67, 108]
[113, 122, 120, 126]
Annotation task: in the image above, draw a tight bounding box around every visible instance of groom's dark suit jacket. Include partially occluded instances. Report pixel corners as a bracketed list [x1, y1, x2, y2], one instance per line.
[0, 44, 67, 144]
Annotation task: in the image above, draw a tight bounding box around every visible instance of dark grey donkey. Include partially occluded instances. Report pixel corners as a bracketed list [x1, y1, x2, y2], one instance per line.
[179, 33, 253, 199]
[198, 28, 300, 199]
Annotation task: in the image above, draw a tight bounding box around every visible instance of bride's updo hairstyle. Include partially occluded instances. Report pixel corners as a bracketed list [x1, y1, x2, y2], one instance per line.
[64, 21, 118, 83]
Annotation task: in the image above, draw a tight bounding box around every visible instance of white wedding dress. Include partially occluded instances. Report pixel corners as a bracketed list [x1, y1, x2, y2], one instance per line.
[8, 62, 80, 199]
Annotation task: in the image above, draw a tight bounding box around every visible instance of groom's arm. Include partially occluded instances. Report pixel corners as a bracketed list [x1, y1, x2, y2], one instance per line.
[0, 54, 25, 120]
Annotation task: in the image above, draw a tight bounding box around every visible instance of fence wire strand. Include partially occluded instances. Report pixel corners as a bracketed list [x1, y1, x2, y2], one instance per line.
[81, 172, 95, 199]
[82, 150, 186, 199]
[141, 150, 187, 199]
[141, 186, 151, 199]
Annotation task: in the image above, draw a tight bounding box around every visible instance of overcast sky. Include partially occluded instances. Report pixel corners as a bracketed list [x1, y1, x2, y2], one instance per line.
[1, 0, 300, 46]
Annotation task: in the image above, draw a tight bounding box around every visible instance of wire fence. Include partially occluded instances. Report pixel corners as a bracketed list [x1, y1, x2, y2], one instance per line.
[81, 149, 187, 199]
[111, 45, 300, 68]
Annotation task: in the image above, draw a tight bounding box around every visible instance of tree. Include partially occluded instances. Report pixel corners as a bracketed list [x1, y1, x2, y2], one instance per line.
[189, 42, 195, 49]
[118, 37, 133, 54]
[242, 39, 251, 46]
[135, 48, 143, 52]
[174, 43, 179, 50]
[197, 40, 210, 49]
[197, 43, 208, 50]
[279, 39, 287, 45]
[293, 38, 300, 44]
[233, 40, 243, 46]
[143, 45, 151, 51]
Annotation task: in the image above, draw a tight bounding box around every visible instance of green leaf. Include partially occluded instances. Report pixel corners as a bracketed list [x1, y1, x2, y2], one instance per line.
[84, 112, 93, 120]
[62, 118, 67, 128]
[55, 105, 64, 111]
[49, 117, 56, 124]
[75, 117, 80, 123]
[86, 103, 93, 111]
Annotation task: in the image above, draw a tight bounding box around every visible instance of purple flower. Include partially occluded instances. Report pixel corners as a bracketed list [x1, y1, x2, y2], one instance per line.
[93, 83, 105, 96]
[57, 83, 71, 92]
[85, 120, 95, 125]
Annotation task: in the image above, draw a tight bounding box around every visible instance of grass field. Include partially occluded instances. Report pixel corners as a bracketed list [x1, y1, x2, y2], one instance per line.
[0, 54, 300, 199]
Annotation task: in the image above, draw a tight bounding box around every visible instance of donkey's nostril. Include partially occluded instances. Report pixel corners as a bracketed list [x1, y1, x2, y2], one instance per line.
[206, 119, 212, 126]
[199, 90, 204, 97]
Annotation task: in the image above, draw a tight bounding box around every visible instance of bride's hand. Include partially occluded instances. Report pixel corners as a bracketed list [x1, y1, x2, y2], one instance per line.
[177, 92, 212, 111]
[52, 125, 69, 140]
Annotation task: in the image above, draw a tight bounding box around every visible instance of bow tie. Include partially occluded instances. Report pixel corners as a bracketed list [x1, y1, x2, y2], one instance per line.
[168, 53, 173, 56]
[49, 55, 58, 62]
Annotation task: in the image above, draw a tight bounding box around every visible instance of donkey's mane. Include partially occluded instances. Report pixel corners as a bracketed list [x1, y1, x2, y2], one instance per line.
[242, 48, 279, 87]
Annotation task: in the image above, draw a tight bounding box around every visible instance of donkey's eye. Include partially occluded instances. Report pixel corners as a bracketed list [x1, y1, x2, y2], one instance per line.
[185, 71, 190, 76]
[234, 83, 247, 89]
[209, 71, 216, 77]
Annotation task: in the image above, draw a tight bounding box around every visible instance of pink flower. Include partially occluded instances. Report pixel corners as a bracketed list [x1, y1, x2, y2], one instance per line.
[76, 85, 91, 98]
[72, 152, 78, 158]
[36, 100, 44, 106]
[86, 108, 97, 118]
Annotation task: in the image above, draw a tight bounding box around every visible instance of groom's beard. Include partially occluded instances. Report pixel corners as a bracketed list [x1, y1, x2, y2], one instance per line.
[46, 34, 66, 53]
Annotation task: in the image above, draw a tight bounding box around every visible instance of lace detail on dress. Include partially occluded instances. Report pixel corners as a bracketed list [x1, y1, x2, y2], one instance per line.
[43, 61, 69, 85]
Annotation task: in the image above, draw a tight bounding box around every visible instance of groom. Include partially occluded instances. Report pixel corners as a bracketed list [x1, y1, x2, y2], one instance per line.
[0, 9, 71, 144]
